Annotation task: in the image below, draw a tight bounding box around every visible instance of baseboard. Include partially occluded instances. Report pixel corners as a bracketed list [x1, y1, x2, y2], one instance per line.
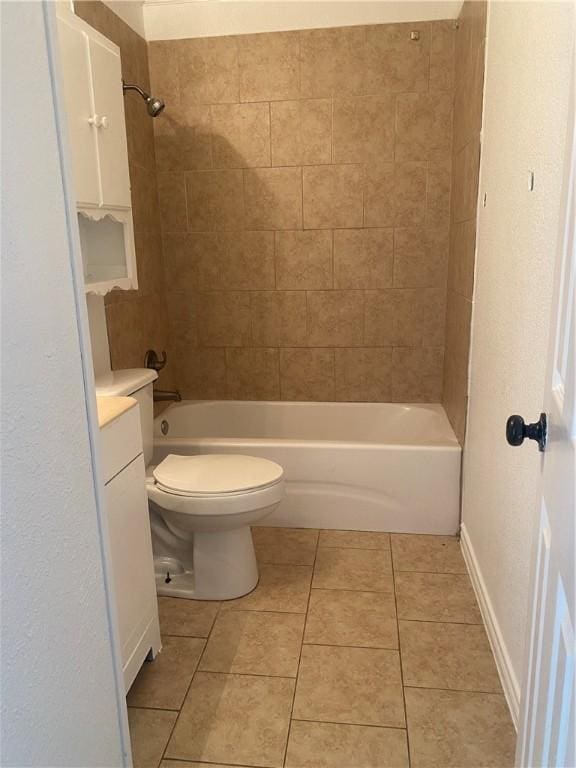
[460, 523, 521, 729]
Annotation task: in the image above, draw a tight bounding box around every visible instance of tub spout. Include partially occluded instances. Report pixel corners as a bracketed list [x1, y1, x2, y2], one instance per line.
[154, 389, 182, 402]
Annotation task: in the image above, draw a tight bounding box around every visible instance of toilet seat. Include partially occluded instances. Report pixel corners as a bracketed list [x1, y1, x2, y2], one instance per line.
[152, 454, 284, 498]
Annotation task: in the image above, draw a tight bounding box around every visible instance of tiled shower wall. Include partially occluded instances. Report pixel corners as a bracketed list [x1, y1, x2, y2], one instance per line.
[442, 2, 487, 442]
[149, 23, 456, 401]
[74, 1, 175, 392]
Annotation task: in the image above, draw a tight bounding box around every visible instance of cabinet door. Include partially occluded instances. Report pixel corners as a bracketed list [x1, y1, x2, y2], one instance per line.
[56, 15, 100, 207]
[89, 36, 131, 208]
[104, 455, 157, 669]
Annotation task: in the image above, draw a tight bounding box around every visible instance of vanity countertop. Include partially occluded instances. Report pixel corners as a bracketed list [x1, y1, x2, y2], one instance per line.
[97, 395, 137, 428]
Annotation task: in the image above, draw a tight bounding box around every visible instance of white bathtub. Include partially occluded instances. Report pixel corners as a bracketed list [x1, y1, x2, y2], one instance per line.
[152, 401, 462, 535]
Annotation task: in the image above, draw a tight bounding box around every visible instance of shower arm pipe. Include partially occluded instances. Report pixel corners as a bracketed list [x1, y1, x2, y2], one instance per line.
[122, 81, 149, 100]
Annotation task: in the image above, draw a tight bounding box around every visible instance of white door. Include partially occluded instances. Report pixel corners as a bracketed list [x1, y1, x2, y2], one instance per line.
[56, 15, 100, 207]
[516, 27, 576, 767]
[89, 35, 132, 208]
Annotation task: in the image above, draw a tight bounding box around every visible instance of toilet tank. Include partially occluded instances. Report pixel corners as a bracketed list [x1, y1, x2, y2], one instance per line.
[95, 369, 158, 466]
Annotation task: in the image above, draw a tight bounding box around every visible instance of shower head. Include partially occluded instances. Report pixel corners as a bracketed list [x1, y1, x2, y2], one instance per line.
[122, 82, 165, 118]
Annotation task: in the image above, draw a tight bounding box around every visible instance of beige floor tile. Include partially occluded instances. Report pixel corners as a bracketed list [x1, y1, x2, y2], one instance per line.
[253, 526, 319, 565]
[319, 530, 391, 550]
[405, 688, 516, 768]
[158, 596, 220, 637]
[391, 534, 467, 573]
[293, 645, 405, 727]
[399, 620, 502, 692]
[285, 720, 409, 768]
[161, 762, 238, 768]
[395, 572, 482, 623]
[304, 589, 398, 649]
[128, 707, 177, 768]
[199, 610, 305, 676]
[161, 762, 237, 768]
[222, 564, 312, 613]
[313, 548, 393, 592]
[166, 672, 295, 767]
[127, 636, 205, 710]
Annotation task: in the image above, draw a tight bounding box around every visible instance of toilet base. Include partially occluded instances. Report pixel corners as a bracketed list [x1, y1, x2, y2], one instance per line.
[153, 525, 259, 600]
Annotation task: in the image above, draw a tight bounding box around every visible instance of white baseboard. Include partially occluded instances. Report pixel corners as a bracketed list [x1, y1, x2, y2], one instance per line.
[460, 523, 521, 729]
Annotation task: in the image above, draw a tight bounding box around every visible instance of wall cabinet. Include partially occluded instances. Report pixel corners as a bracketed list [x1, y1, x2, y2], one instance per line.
[57, 9, 137, 295]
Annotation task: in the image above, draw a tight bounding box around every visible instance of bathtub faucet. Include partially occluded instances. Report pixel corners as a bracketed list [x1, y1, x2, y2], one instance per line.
[154, 389, 182, 403]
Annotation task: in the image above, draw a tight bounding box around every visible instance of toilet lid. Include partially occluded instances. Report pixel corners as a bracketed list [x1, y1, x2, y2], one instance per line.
[153, 454, 284, 496]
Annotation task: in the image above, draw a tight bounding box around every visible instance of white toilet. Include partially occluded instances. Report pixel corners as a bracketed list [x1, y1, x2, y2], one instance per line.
[95, 369, 285, 600]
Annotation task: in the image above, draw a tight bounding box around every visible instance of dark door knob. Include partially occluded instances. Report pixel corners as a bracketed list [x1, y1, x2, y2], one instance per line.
[506, 413, 547, 452]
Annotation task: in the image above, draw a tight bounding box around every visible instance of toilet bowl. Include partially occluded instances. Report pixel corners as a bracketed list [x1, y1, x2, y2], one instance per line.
[95, 369, 286, 602]
[146, 453, 285, 600]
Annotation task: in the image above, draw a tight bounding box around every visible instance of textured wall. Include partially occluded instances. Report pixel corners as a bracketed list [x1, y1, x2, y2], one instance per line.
[149, 23, 455, 401]
[442, 1, 486, 443]
[463, 0, 574, 700]
[2, 3, 128, 763]
[75, 1, 175, 391]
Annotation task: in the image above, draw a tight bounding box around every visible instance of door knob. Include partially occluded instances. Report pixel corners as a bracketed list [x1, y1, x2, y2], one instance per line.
[506, 413, 547, 452]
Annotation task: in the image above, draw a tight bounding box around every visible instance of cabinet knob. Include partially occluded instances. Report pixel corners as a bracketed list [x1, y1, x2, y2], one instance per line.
[100, 115, 109, 129]
[88, 114, 108, 129]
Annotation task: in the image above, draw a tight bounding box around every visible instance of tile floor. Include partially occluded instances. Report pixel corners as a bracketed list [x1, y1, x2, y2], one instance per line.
[127, 528, 517, 768]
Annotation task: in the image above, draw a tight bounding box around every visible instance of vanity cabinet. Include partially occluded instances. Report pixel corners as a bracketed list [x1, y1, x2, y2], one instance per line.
[99, 400, 160, 693]
[56, 8, 137, 295]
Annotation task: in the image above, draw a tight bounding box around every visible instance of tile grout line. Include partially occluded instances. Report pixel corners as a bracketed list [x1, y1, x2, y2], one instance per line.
[156, 599, 223, 767]
[282, 529, 320, 767]
[390, 539, 413, 768]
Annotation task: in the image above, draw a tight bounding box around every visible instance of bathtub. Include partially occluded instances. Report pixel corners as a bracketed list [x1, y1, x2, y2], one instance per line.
[152, 401, 462, 535]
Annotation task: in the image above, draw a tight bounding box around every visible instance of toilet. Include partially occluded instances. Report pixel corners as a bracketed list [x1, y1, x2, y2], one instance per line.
[95, 369, 285, 600]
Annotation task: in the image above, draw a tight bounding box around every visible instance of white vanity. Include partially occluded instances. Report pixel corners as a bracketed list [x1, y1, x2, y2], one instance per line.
[97, 397, 160, 693]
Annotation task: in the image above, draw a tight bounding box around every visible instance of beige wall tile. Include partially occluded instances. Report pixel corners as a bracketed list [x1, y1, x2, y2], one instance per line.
[334, 348, 393, 401]
[280, 348, 335, 401]
[452, 140, 481, 223]
[251, 291, 307, 346]
[365, 22, 430, 93]
[153, 105, 212, 171]
[166, 292, 198, 346]
[162, 232, 203, 290]
[156, 172, 188, 232]
[177, 36, 239, 105]
[197, 231, 275, 290]
[303, 165, 363, 229]
[244, 167, 303, 230]
[426, 159, 452, 227]
[395, 92, 453, 161]
[211, 102, 271, 168]
[448, 219, 476, 300]
[443, 292, 472, 442]
[226, 348, 280, 399]
[178, 347, 228, 399]
[186, 170, 244, 231]
[393, 287, 446, 346]
[393, 227, 449, 289]
[307, 290, 364, 347]
[271, 99, 332, 166]
[148, 40, 180, 108]
[364, 290, 394, 346]
[333, 95, 395, 164]
[334, 229, 393, 289]
[429, 21, 456, 91]
[196, 291, 252, 346]
[364, 162, 428, 228]
[275, 230, 333, 290]
[238, 31, 300, 102]
[392, 346, 444, 402]
[300, 26, 366, 98]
